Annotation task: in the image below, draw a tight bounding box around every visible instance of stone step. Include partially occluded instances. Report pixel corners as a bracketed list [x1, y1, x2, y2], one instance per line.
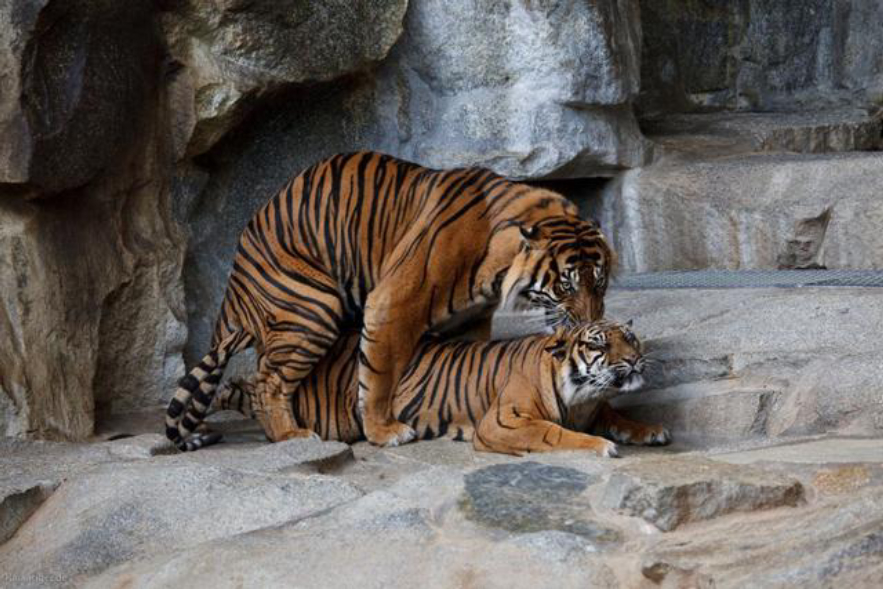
[591, 150, 883, 272]
[611, 381, 781, 444]
[642, 108, 881, 161]
[606, 287, 883, 442]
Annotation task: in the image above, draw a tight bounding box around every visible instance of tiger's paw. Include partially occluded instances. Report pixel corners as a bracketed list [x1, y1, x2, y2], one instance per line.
[597, 439, 620, 458]
[365, 420, 417, 447]
[608, 423, 671, 447]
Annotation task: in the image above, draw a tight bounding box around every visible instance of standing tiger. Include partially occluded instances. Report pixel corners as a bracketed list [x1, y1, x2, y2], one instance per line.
[213, 320, 670, 456]
[166, 151, 615, 451]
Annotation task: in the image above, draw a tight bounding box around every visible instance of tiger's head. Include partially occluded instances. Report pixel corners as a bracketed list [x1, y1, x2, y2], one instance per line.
[545, 320, 645, 407]
[499, 204, 614, 328]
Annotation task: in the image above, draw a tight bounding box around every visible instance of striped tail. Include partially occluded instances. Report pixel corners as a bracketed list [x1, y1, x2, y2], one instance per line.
[165, 331, 249, 451]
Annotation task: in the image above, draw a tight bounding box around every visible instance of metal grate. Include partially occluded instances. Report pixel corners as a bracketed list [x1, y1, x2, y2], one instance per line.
[612, 269, 883, 290]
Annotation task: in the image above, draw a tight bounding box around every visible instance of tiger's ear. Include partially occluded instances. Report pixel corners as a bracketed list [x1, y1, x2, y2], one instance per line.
[544, 338, 568, 362]
[625, 319, 633, 328]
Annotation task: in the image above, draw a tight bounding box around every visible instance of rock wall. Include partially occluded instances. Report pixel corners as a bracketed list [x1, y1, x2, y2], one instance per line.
[639, 0, 883, 114]
[0, 1, 188, 439]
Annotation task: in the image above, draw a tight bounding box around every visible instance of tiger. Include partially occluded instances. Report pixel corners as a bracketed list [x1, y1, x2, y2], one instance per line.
[166, 151, 615, 451]
[211, 320, 671, 457]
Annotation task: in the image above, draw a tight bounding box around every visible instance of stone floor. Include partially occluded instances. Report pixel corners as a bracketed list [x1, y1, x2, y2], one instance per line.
[1, 424, 882, 589]
[2, 286, 882, 588]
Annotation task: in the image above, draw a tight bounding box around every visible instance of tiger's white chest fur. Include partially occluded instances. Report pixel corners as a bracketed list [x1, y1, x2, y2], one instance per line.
[561, 365, 624, 406]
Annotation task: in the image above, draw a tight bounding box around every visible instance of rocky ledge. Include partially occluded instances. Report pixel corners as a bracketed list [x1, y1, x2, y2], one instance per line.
[1, 430, 882, 589]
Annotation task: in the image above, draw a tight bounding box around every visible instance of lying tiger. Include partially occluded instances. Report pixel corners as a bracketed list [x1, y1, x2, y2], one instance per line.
[211, 320, 670, 457]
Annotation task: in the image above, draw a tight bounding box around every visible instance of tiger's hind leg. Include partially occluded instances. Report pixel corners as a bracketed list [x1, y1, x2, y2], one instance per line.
[253, 360, 319, 442]
[252, 291, 346, 443]
[593, 402, 671, 446]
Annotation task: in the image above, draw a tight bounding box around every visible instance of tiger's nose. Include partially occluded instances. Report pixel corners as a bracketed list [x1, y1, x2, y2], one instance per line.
[624, 356, 642, 372]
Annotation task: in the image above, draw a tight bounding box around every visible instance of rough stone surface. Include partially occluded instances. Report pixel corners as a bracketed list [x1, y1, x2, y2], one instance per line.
[160, 0, 409, 157]
[0, 0, 160, 193]
[644, 485, 883, 588]
[606, 288, 883, 440]
[0, 434, 879, 588]
[595, 152, 883, 272]
[601, 456, 804, 531]
[0, 483, 54, 545]
[713, 437, 883, 466]
[461, 462, 618, 545]
[0, 438, 362, 588]
[638, 0, 883, 114]
[0, 120, 188, 440]
[371, 0, 648, 178]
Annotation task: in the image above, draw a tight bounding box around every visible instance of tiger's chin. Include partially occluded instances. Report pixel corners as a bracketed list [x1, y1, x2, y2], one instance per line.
[615, 372, 644, 393]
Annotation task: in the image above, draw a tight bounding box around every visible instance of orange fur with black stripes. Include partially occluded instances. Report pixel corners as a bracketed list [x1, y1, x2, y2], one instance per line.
[165, 151, 615, 451]
[214, 321, 670, 456]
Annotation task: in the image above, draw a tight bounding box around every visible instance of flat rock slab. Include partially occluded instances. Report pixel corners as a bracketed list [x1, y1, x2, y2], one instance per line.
[2, 433, 882, 588]
[601, 457, 804, 531]
[460, 462, 618, 546]
[83, 465, 622, 589]
[604, 287, 883, 440]
[0, 460, 361, 589]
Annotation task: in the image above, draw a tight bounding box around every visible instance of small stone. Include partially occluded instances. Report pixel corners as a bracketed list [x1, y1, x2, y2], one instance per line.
[813, 466, 872, 496]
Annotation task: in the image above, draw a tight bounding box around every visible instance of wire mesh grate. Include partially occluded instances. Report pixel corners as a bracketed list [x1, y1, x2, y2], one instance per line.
[611, 269, 883, 290]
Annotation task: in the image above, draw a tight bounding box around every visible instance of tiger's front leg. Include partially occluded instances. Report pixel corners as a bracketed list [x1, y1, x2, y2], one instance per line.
[474, 401, 620, 457]
[473, 375, 619, 457]
[358, 289, 423, 447]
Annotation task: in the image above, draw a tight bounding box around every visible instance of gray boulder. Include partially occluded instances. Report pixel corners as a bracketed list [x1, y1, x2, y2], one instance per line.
[372, 0, 648, 179]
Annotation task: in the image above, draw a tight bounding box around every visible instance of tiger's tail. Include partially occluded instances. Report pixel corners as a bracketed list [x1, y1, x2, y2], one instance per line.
[165, 329, 253, 451]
